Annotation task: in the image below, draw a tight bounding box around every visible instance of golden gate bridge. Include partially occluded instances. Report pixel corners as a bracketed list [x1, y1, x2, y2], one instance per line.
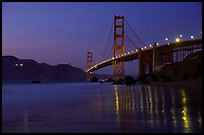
[86, 15, 202, 81]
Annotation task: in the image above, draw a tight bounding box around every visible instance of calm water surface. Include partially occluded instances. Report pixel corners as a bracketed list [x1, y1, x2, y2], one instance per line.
[2, 82, 202, 133]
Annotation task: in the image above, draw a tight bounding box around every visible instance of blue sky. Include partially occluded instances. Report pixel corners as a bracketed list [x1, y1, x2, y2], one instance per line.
[2, 2, 202, 76]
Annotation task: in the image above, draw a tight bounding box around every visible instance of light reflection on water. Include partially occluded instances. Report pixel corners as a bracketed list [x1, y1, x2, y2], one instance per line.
[2, 83, 202, 133]
[113, 84, 202, 133]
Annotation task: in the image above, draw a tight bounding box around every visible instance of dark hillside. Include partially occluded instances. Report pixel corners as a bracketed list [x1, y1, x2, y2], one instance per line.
[2, 56, 86, 82]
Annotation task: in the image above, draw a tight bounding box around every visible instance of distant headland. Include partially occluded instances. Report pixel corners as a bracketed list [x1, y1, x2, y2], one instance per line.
[2, 56, 86, 83]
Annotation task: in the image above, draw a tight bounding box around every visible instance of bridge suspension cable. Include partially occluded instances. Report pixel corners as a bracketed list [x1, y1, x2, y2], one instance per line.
[125, 18, 147, 46]
[125, 34, 139, 50]
[106, 43, 114, 60]
[101, 21, 114, 61]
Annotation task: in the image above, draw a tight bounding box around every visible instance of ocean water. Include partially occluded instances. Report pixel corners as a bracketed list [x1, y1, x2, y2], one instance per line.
[2, 82, 202, 133]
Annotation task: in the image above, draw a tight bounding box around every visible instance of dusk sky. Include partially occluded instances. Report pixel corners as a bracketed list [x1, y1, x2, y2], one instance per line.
[2, 2, 202, 75]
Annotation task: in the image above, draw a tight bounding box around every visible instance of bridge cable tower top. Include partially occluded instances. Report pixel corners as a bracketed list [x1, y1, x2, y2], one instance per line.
[113, 15, 125, 80]
[86, 51, 93, 80]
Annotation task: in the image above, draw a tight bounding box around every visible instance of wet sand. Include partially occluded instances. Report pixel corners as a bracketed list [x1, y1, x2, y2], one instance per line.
[2, 81, 202, 133]
[151, 78, 202, 89]
[151, 78, 202, 107]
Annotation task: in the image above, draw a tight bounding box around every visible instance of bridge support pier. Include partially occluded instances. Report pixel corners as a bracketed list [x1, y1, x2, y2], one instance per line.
[167, 50, 173, 64]
[138, 48, 154, 77]
[152, 44, 156, 72]
[175, 51, 179, 62]
[152, 43, 160, 72]
[180, 47, 184, 62]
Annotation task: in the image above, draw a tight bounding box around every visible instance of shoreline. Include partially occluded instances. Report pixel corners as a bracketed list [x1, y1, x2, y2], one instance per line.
[2, 80, 88, 84]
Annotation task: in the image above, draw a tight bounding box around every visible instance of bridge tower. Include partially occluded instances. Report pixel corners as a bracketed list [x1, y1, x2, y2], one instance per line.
[113, 15, 125, 80]
[86, 51, 93, 80]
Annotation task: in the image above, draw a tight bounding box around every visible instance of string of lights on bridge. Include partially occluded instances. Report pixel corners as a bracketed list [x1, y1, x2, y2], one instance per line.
[86, 31, 202, 73]
[99, 16, 202, 70]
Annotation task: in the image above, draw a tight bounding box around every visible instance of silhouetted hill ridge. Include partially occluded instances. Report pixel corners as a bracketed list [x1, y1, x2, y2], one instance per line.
[2, 56, 86, 82]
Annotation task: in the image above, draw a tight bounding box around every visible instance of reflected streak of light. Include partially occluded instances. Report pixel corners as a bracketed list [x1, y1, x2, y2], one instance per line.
[182, 107, 189, 130]
[125, 87, 129, 111]
[128, 86, 134, 112]
[161, 88, 165, 113]
[153, 87, 160, 126]
[145, 86, 149, 113]
[198, 111, 202, 128]
[181, 89, 191, 133]
[114, 86, 119, 115]
[154, 87, 158, 115]
[139, 86, 143, 113]
[148, 86, 153, 116]
[131, 86, 135, 112]
[170, 89, 177, 130]
[127, 88, 131, 112]
[161, 88, 167, 125]
[148, 85, 154, 125]
[114, 85, 121, 124]
[129, 90, 132, 112]
[132, 93, 135, 112]
[126, 90, 131, 111]
[135, 88, 139, 112]
[130, 86, 135, 112]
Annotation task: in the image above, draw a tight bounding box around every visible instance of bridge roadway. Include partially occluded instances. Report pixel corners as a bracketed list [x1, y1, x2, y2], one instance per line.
[86, 38, 202, 73]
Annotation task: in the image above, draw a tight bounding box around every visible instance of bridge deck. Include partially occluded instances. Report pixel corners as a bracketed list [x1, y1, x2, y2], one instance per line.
[86, 38, 202, 73]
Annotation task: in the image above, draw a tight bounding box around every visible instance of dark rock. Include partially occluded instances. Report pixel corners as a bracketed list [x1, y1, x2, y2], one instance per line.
[99, 81, 103, 84]
[90, 77, 98, 82]
[107, 78, 113, 82]
[112, 79, 125, 85]
[125, 75, 136, 85]
[31, 80, 41, 84]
